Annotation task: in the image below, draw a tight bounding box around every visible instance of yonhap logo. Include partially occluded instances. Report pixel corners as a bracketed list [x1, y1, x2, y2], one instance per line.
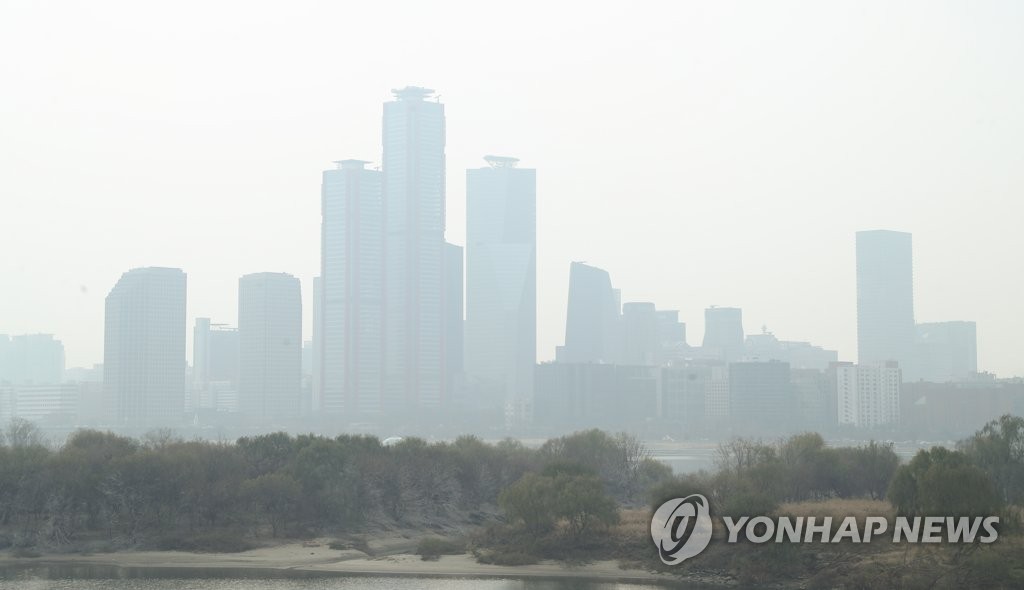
[651, 494, 713, 565]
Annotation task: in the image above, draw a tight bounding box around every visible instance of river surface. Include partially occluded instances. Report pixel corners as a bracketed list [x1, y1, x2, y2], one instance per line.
[0, 565, 674, 590]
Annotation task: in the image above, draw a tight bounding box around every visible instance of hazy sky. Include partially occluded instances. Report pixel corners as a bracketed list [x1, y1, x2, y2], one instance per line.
[2, 1, 1022, 377]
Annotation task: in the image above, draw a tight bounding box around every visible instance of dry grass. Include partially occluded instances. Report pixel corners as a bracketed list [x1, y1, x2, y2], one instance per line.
[777, 497, 895, 521]
[611, 509, 650, 537]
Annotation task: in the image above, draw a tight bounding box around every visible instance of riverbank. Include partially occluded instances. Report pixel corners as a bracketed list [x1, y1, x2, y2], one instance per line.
[0, 539, 724, 588]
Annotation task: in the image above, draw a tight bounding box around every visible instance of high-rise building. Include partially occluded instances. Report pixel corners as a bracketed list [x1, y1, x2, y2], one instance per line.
[321, 160, 384, 417]
[702, 307, 744, 361]
[443, 241, 464, 406]
[557, 262, 621, 363]
[0, 334, 65, 385]
[238, 272, 302, 423]
[465, 156, 536, 425]
[622, 302, 659, 365]
[104, 267, 187, 427]
[728, 360, 793, 434]
[835, 361, 901, 428]
[191, 318, 239, 412]
[656, 310, 687, 362]
[703, 364, 731, 422]
[915, 321, 977, 382]
[856, 230, 915, 374]
[311, 276, 322, 410]
[790, 368, 834, 433]
[382, 86, 448, 413]
[661, 363, 709, 431]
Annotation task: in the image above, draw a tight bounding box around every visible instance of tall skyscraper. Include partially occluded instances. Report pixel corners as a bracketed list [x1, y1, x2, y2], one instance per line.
[702, 307, 744, 361]
[856, 230, 915, 373]
[465, 156, 536, 425]
[382, 87, 449, 413]
[321, 160, 384, 417]
[104, 267, 186, 427]
[557, 262, 621, 363]
[238, 272, 302, 423]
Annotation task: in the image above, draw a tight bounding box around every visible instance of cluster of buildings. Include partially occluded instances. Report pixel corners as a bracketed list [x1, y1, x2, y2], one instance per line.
[1, 90, 1018, 439]
[533, 230, 1001, 437]
[1, 88, 537, 436]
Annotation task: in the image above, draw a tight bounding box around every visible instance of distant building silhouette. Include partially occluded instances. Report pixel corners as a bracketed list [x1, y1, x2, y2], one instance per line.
[856, 230, 915, 374]
[790, 367, 834, 433]
[534, 362, 658, 432]
[444, 241, 464, 406]
[0, 334, 64, 385]
[238, 272, 302, 424]
[656, 310, 687, 362]
[661, 363, 712, 431]
[702, 307, 744, 361]
[703, 364, 731, 422]
[622, 302, 660, 365]
[465, 155, 536, 427]
[557, 262, 621, 363]
[729, 360, 792, 433]
[191, 318, 239, 412]
[0, 383, 78, 426]
[320, 160, 384, 417]
[104, 267, 186, 427]
[902, 379, 1024, 437]
[915, 320, 977, 382]
[311, 276, 322, 411]
[744, 331, 838, 371]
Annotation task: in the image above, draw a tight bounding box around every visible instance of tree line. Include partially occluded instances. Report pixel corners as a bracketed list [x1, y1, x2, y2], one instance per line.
[0, 422, 669, 552]
[4, 414, 1021, 557]
[651, 414, 1024, 523]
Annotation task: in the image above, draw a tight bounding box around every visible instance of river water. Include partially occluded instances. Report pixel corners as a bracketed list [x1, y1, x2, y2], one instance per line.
[0, 566, 674, 590]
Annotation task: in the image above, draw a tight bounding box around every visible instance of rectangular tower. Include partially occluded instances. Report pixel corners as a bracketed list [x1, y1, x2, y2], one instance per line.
[321, 160, 384, 416]
[465, 156, 536, 426]
[238, 272, 302, 423]
[104, 267, 186, 427]
[856, 230, 915, 373]
[382, 87, 447, 413]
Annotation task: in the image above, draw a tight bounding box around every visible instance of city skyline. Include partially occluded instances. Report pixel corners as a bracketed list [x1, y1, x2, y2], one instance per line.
[0, 84, 1013, 439]
[2, 6, 1023, 587]
[3, 2, 1024, 378]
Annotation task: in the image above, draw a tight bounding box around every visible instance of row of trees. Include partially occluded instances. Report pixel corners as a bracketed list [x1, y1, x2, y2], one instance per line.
[650, 432, 901, 517]
[889, 414, 1024, 518]
[0, 424, 670, 551]
[649, 415, 1024, 522]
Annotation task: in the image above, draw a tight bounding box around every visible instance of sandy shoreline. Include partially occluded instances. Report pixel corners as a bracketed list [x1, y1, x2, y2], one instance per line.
[0, 540, 707, 587]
